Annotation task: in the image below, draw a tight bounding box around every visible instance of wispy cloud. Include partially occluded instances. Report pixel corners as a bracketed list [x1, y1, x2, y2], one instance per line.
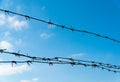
[70, 53, 85, 58]
[2, 31, 13, 41]
[20, 78, 39, 82]
[0, 0, 28, 51]
[0, 64, 30, 76]
[0, 14, 6, 25]
[0, 13, 28, 31]
[0, 40, 13, 51]
[20, 80, 30, 82]
[8, 16, 28, 30]
[0, 0, 13, 9]
[0, 0, 28, 31]
[0, 32, 24, 50]
[40, 33, 53, 39]
[32, 78, 39, 81]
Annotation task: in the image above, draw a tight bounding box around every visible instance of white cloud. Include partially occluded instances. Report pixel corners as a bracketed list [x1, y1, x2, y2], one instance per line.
[32, 78, 39, 81]
[70, 53, 85, 58]
[0, 64, 30, 76]
[40, 33, 53, 39]
[20, 78, 39, 82]
[0, 13, 28, 31]
[2, 32, 24, 48]
[8, 16, 28, 30]
[0, 40, 13, 51]
[20, 80, 30, 82]
[0, 14, 6, 25]
[2, 31, 13, 41]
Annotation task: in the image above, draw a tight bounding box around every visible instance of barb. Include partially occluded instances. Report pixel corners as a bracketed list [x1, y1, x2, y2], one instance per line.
[0, 9, 119, 43]
[0, 49, 120, 73]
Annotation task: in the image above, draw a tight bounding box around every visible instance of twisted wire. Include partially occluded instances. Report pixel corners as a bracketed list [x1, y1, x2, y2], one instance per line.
[0, 60, 119, 73]
[0, 49, 120, 73]
[0, 9, 120, 43]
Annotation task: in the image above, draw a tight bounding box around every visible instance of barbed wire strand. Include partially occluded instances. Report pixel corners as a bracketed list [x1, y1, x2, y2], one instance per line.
[0, 60, 119, 73]
[2, 50, 120, 70]
[0, 9, 120, 43]
[0, 49, 120, 73]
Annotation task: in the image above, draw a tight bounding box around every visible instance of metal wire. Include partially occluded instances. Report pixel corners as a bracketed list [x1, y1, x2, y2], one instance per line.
[0, 49, 120, 73]
[0, 9, 120, 43]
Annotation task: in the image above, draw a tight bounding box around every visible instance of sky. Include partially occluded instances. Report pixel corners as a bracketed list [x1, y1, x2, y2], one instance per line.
[0, 0, 120, 82]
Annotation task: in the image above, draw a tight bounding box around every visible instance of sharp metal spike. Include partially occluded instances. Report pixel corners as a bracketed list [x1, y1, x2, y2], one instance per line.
[25, 15, 30, 20]
[49, 62, 53, 66]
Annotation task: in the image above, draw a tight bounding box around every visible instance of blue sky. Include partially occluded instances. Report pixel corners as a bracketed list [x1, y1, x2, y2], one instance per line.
[0, 0, 120, 82]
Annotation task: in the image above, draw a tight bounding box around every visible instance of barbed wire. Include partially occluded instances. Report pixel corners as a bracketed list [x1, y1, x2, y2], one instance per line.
[0, 49, 120, 73]
[0, 60, 120, 73]
[0, 9, 120, 43]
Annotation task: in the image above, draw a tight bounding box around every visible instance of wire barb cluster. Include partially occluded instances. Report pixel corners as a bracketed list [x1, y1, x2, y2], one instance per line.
[0, 9, 120, 43]
[0, 49, 120, 73]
